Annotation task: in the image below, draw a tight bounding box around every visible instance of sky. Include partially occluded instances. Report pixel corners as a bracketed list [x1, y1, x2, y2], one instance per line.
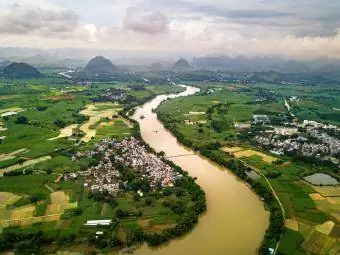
[1, 0, 340, 59]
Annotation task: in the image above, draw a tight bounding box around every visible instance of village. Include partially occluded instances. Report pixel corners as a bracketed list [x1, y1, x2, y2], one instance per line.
[253, 116, 340, 166]
[71, 137, 182, 196]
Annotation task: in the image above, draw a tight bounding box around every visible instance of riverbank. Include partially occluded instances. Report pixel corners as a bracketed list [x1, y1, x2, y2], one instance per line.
[154, 83, 340, 255]
[156, 109, 284, 254]
[131, 85, 269, 255]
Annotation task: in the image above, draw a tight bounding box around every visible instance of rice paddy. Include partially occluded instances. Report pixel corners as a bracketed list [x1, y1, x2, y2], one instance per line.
[48, 124, 79, 140]
[301, 229, 336, 254]
[0, 148, 30, 162]
[233, 149, 277, 163]
[45, 191, 77, 215]
[79, 103, 123, 142]
[10, 205, 36, 220]
[221, 146, 244, 153]
[313, 186, 340, 197]
[315, 221, 335, 235]
[0, 155, 52, 176]
[0, 192, 22, 206]
[285, 219, 299, 231]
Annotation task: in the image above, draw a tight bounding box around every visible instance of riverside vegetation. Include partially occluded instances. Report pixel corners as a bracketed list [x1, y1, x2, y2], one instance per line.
[0, 71, 208, 254]
[156, 82, 340, 255]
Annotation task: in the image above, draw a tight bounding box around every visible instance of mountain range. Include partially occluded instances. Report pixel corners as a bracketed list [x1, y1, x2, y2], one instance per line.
[191, 55, 340, 73]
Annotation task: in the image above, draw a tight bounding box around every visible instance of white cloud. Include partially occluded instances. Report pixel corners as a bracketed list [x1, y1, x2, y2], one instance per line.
[1, 0, 340, 59]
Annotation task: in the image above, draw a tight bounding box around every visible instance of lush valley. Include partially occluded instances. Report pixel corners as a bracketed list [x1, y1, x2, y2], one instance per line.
[0, 67, 205, 254]
[156, 82, 340, 255]
[0, 59, 340, 255]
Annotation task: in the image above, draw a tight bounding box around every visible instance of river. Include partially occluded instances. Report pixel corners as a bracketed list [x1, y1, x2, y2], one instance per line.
[132, 85, 269, 255]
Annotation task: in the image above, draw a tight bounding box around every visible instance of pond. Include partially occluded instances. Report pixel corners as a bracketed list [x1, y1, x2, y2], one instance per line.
[246, 170, 261, 180]
[303, 173, 339, 185]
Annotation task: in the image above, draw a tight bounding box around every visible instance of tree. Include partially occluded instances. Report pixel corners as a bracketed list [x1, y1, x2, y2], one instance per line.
[162, 187, 172, 196]
[16, 116, 28, 124]
[54, 119, 66, 128]
[116, 209, 128, 218]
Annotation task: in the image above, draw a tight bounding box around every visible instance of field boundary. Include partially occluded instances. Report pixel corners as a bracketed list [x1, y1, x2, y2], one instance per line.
[0, 213, 62, 227]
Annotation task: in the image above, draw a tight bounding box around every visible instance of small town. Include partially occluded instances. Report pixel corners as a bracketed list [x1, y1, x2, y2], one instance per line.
[253, 118, 340, 166]
[72, 137, 182, 195]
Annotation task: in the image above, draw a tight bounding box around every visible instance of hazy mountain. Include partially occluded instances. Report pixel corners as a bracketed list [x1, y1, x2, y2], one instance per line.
[150, 62, 164, 70]
[0, 60, 11, 72]
[83, 56, 116, 74]
[3, 62, 42, 79]
[191, 55, 311, 72]
[173, 58, 190, 69]
[191, 56, 231, 68]
[278, 60, 309, 73]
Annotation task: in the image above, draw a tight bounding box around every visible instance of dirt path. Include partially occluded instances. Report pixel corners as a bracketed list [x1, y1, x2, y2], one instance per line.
[44, 184, 54, 193]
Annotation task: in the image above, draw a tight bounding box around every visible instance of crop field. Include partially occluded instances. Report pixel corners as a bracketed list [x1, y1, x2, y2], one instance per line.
[45, 191, 77, 215]
[0, 156, 52, 175]
[0, 174, 55, 198]
[0, 192, 22, 206]
[32, 156, 96, 174]
[313, 186, 340, 197]
[278, 229, 304, 254]
[19, 100, 85, 130]
[156, 81, 340, 254]
[327, 197, 340, 204]
[0, 148, 29, 161]
[234, 149, 277, 163]
[285, 219, 299, 231]
[48, 124, 79, 140]
[0, 204, 7, 220]
[0, 107, 24, 115]
[10, 205, 36, 219]
[314, 199, 340, 215]
[79, 103, 124, 142]
[301, 229, 335, 254]
[315, 221, 335, 235]
[221, 146, 243, 153]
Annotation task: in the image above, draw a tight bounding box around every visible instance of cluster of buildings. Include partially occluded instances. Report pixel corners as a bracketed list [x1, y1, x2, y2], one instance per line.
[253, 115, 270, 124]
[101, 88, 127, 102]
[113, 137, 182, 188]
[71, 137, 181, 195]
[254, 119, 340, 165]
[72, 138, 121, 195]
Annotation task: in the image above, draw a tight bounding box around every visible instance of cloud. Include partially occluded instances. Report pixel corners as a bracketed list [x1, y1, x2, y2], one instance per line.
[123, 7, 169, 34]
[143, 0, 340, 38]
[0, 4, 90, 39]
[1, 0, 340, 59]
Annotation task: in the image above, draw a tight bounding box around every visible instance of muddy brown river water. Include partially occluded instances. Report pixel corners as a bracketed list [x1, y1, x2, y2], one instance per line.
[132, 85, 269, 255]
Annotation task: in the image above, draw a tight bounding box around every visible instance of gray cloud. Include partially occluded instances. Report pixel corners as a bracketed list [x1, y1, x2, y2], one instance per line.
[123, 7, 169, 34]
[141, 0, 340, 38]
[0, 4, 79, 36]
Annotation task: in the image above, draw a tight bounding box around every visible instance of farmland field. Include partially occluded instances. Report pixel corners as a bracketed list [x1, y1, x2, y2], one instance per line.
[0, 79, 200, 253]
[156, 82, 340, 255]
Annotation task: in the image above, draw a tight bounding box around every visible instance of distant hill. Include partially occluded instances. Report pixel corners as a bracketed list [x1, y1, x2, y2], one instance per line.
[191, 55, 311, 72]
[3, 62, 42, 79]
[84, 56, 116, 75]
[150, 62, 164, 70]
[173, 58, 190, 69]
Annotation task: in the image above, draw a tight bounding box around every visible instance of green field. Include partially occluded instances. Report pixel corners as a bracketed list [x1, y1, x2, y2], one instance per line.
[0, 77, 199, 253]
[0, 174, 55, 198]
[156, 81, 340, 255]
[278, 229, 304, 254]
